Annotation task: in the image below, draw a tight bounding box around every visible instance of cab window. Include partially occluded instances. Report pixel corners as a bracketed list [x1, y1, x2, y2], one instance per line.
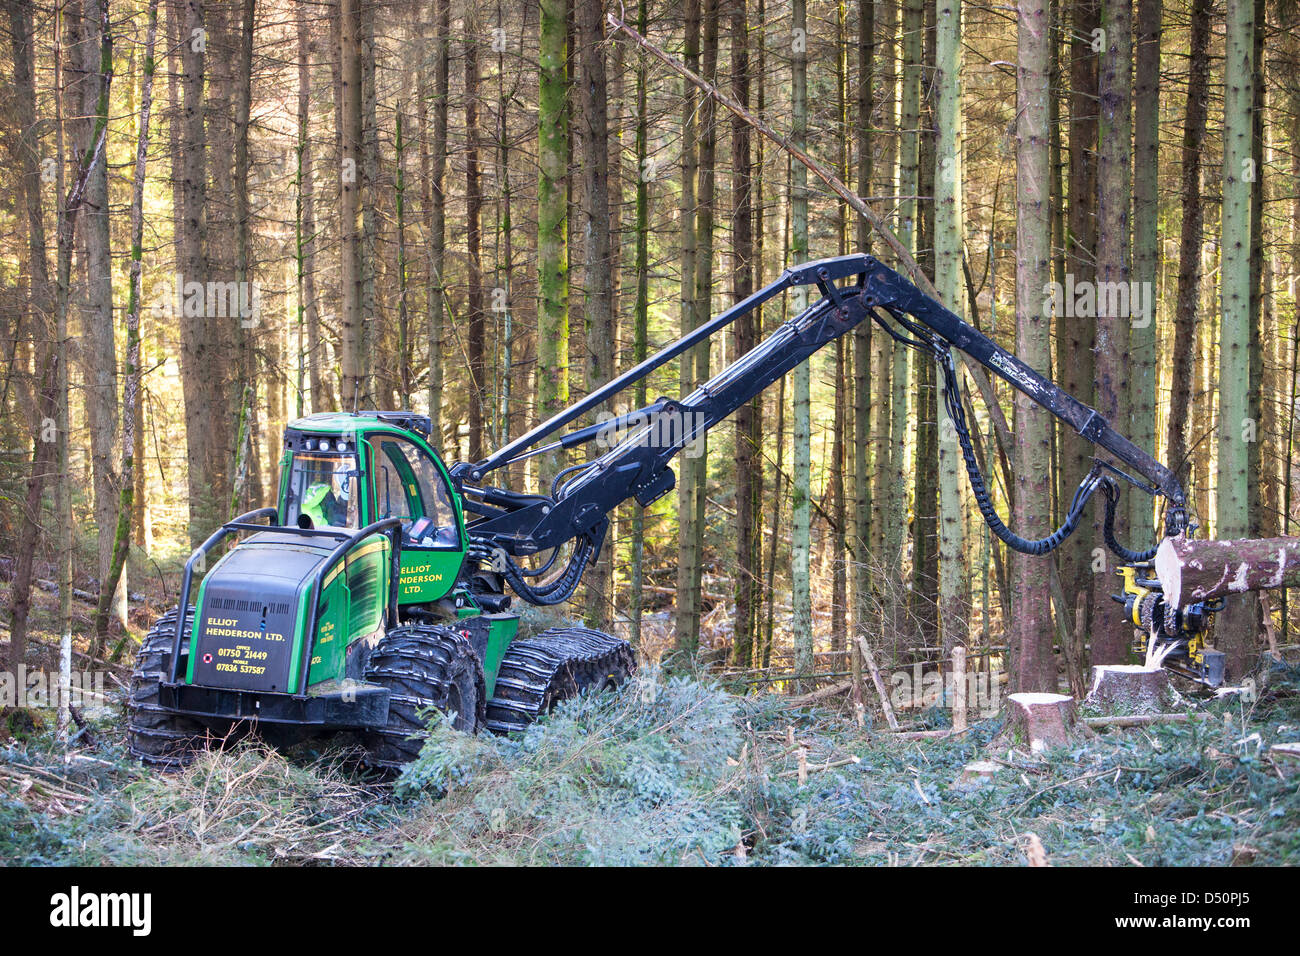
[285, 453, 361, 530]
[372, 435, 458, 546]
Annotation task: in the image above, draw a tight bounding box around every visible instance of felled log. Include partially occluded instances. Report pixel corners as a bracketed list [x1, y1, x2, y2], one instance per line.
[1003, 693, 1079, 752]
[1154, 534, 1300, 609]
[1083, 713, 1192, 729]
[784, 679, 853, 708]
[1084, 664, 1179, 715]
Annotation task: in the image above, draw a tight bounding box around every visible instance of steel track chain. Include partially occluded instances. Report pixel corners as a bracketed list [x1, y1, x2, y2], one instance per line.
[484, 625, 636, 735]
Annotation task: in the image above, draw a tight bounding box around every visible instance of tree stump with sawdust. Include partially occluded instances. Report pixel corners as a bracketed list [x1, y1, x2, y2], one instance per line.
[1083, 664, 1180, 715]
[1001, 693, 1080, 753]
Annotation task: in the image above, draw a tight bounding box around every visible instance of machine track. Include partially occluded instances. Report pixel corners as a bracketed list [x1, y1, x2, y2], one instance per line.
[128, 606, 217, 770]
[361, 624, 487, 769]
[484, 625, 635, 735]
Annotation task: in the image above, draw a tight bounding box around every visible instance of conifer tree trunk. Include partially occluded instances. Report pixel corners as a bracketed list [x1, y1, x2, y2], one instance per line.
[730, 0, 759, 668]
[76, 0, 122, 640]
[673, 0, 701, 660]
[852, 0, 874, 697]
[578, 0, 613, 630]
[1129, 0, 1160, 545]
[935, 0, 966, 655]
[465, 21, 485, 461]
[1165, 0, 1210, 486]
[423, 0, 449, 443]
[5, 0, 55, 670]
[537, 0, 569, 488]
[1058, 0, 1099, 633]
[296, 0, 324, 415]
[1012, 0, 1055, 692]
[339, 0, 364, 407]
[628, 0, 650, 650]
[791, 0, 813, 690]
[1217, 0, 1257, 677]
[97, 0, 160, 651]
[179, 0, 213, 548]
[689, 0, 717, 652]
[1090, 0, 1133, 665]
[358, 1, 378, 406]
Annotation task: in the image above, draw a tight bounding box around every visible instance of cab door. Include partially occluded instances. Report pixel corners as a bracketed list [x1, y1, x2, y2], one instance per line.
[368, 431, 465, 604]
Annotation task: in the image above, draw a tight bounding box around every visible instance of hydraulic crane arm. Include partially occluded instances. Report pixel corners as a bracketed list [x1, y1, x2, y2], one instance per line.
[449, 253, 1188, 606]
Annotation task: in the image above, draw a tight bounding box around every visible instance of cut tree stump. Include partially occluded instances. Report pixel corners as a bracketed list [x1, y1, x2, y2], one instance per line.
[1154, 534, 1300, 609]
[1084, 664, 1179, 715]
[956, 760, 1002, 787]
[1002, 693, 1079, 752]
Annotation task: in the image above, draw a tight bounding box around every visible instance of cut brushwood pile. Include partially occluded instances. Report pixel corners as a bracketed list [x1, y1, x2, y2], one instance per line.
[1154, 534, 1300, 609]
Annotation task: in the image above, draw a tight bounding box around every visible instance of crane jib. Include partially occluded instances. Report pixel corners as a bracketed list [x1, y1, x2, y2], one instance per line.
[456, 253, 1186, 584]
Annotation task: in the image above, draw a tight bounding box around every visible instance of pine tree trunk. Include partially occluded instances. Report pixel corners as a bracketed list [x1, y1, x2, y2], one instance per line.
[424, 0, 448, 444]
[1246, 0, 1265, 539]
[1090, 0, 1133, 665]
[1217, 0, 1258, 678]
[692, 0, 718, 653]
[673, 0, 701, 660]
[97, 0, 160, 652]
[75, 0, 122, 646]
[790, 0, 813, 691]
[465, 24, 485, 461]
[852, 0, 874, 701]
[1012, 0, 1055, 692]
[338, 0, 363, 408]
[887, 0, 919, 655]
[229, 0, 255, 520]
[935, 0, 967, 656]
[537, 0, 569, 489]
[730, 0, 758, 668]
[395, 101, 410, 410]
[4, 0, 55, 671]
[1058, 0, 1099, 636]
[179, 0, 213, 548]
[1164, 0, 1210, 484]
[629, 0, 650, 651]
[578, 0, 613, 631]
[1155, 535, 1300, 608]
[358, 3, 378, 406]
[911, 0, 938, 649]
[1129, 0, 1160, 545]
[296, 1, 325, 415]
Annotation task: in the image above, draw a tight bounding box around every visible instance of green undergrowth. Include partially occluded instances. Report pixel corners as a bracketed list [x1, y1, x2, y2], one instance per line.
[2, 666, 1297, 866]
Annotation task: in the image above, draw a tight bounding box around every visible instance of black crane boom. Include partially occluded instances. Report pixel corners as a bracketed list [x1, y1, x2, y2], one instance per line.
[449, 254, 1187, 606]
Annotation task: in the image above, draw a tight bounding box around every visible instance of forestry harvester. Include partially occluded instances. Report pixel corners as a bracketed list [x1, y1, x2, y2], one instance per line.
[128, 254, 1220, 770]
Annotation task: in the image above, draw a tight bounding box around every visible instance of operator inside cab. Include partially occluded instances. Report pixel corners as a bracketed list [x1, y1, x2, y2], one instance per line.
[288, 453, 360, 530]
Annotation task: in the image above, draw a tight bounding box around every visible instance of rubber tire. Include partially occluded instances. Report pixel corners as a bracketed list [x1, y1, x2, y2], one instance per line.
[127, 607, 213, 770]
[361, 624, 486, 769]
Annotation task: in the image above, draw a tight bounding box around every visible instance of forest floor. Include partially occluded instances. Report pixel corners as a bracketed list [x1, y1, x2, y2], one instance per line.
[2, 561, 1299, 866]
[3, 631, 1299, 865]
